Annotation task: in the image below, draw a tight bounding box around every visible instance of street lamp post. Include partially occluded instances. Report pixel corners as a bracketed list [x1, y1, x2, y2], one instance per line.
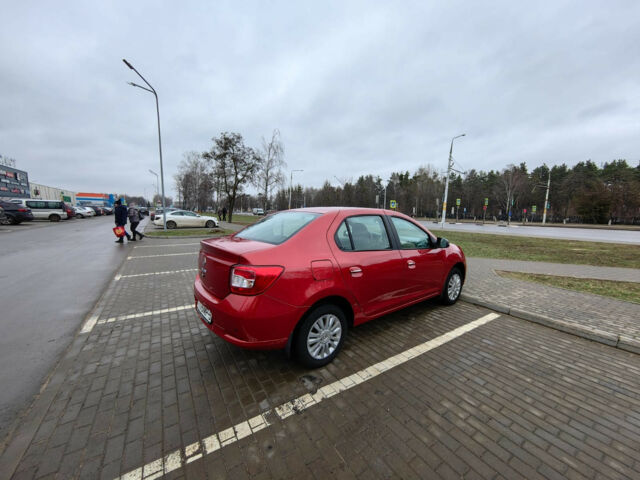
[289, 169, 303, 209]
[440, 134, 465, 228]
[122, 59, 167, 231]
[542, 169, 551, 225]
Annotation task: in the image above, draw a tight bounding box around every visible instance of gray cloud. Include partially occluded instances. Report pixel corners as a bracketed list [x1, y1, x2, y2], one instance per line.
[1, 0, 639, 199]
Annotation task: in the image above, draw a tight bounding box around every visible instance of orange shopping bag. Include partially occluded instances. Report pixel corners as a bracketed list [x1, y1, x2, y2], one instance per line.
[113, 226, 125, 238]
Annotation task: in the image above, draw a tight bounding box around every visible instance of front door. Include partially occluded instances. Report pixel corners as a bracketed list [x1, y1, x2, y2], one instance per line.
[388, 216, 445, 298]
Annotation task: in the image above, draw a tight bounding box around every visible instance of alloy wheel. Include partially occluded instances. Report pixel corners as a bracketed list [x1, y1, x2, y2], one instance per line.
[306, 314, 342, 360]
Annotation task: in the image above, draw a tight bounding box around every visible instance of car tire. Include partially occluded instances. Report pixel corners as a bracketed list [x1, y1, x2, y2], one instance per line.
[205, 220, 215, 228]
[49, 214, 61, 222]
[166, 220, 177, 229]
[294, 304, 347, 368]
[441, 267, 463, 305]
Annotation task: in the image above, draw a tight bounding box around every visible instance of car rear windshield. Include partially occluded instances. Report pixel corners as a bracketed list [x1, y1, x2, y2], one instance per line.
[235, 211, 320, 245]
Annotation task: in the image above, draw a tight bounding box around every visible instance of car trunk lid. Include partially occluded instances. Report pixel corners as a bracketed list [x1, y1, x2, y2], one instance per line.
[199, 236, 274, 298]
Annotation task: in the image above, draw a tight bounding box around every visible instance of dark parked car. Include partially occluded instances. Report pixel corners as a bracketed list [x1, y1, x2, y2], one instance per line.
[0, 205, 5, 224]
[63, 203, 76, 219]
[102, 206, 113, 215]
[194, 207, 466, 367]
[87, 205, 104, 216]
[0, 199, 34, 224]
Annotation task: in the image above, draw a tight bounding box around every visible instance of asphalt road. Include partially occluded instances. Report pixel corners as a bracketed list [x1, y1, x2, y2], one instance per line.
[0, 215, 133, 445]
[423, 221, 640, 244]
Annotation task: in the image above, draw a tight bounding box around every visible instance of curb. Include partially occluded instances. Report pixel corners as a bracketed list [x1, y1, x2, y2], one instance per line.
[460, 293, 640, 354]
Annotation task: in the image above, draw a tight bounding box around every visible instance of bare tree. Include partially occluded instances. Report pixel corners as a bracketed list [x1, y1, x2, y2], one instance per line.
[203, 132, 260, 222]
[494, 164, 528, 224]
[254, 129, 286, 210]
[174, 151, 214, 211]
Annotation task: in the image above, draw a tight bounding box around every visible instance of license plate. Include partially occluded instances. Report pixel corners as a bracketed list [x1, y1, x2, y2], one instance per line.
[196, 301, 212, 324]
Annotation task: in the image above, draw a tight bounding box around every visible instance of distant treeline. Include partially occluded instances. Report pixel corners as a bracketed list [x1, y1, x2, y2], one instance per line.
[172, 131, 639, 225]
[273, 160, 640, 224]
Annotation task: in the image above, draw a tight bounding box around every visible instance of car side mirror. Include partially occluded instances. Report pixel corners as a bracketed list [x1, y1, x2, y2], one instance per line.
[436, 237, 449, 248]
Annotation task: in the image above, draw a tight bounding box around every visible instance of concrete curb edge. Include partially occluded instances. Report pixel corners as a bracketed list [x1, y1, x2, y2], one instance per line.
[460, 293, 636, 353]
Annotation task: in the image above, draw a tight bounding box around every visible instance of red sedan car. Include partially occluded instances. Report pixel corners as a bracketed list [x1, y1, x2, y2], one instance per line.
[194, 207, 466, 367]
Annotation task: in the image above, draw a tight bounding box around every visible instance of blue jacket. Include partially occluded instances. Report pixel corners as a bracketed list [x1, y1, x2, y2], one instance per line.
[114, 204, 128, 226]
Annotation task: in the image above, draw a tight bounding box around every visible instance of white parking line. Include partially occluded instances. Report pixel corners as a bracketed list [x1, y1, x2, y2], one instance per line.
[133, 243, 200, 248]
[116, 312, 500, 480]
[115, 269, 198, 280]
[79, 313, 99, 334]
[127, 252, 198, 259]
[81, 304, 194, 333]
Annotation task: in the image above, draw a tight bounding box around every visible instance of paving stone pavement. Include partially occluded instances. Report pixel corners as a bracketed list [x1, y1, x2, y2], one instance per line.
[463, 257, 640, 351]
[2, 238, 640, 479]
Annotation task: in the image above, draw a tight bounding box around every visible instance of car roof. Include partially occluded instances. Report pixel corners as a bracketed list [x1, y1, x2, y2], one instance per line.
[285, 206, 403, 216]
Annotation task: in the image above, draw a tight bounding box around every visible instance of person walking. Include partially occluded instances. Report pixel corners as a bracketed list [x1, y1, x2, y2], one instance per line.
[114, 199, 131, 243]
[128, 203, 144, 241]
[222, 206, 227, 222]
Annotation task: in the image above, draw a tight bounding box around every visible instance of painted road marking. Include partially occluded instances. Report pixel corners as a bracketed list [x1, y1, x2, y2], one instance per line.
[81, 304, 194, 333]
[133, 243, 200, 248]
[127, 252, 198, 259]
[115, 269, 198, 280]
[79, 313, 99, 334]
[116, 312, 500, 479]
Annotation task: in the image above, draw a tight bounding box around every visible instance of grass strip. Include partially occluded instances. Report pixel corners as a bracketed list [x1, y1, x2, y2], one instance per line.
[496, 271, 640, 304]
[439, 230, 640, 269]
[145, 228, 236, 238]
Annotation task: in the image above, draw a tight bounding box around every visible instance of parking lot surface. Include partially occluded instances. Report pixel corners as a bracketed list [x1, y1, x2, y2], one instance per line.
[0, 215, 131, 445]
[2, 239, 640, 479]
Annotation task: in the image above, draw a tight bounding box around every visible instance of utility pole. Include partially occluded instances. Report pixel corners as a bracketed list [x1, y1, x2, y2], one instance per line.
[289, 169, 303, 209]
[542, 169, 551, 225]
[441, 134, 465, 228]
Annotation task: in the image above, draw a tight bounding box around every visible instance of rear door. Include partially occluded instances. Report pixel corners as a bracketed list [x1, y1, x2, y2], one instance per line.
[26, 200, 46, 219]
[183, 211, 200, 226]
[388, 216, 445, 298]
[329, 214, 407, 317]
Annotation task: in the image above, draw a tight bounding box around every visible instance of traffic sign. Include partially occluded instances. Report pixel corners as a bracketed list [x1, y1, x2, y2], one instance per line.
[532, 205, 537, 213]
[390, 200, 397, 209]
[483, 205, 487, 211]
[456, 198, 461, 206]
[484, 198, 489, 206]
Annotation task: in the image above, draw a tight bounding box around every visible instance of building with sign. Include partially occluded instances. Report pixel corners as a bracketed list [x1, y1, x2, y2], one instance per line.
[30, 183, 76, 203]
[0, 165, 30, 199]
[76, 192, 117, 207]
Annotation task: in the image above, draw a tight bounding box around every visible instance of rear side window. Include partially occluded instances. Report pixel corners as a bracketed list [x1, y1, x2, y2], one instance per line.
[27, 201, 45, 209]
[335, 215, 391, 251]
[235, 211, 320, 245]
[46, 202, 62, 209]
[390, 217, 432, 249]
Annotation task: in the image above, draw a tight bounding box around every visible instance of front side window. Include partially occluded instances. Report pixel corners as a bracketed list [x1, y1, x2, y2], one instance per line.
[235, 211, 320, 245]
[390, 217, 432, 249]
[335, 215, 391, 251]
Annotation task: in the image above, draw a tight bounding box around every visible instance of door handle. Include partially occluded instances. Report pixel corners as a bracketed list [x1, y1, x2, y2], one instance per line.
[349, 266, 363, 277]
[407, 260, 416, 269]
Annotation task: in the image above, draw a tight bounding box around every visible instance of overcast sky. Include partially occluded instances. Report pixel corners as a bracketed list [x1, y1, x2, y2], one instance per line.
[1, 0, 639, 200]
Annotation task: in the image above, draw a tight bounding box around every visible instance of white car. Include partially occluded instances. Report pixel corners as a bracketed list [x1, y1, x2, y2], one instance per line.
[74, 206, 95, 218]
[153, 210, 218, 229]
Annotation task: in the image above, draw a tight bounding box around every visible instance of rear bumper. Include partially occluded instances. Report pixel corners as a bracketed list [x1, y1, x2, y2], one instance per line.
[194, 276, 303, 350]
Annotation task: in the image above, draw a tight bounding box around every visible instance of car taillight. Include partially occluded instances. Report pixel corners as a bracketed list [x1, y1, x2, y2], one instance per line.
[230, 265, 284, 296]
[18, 208, 28, 212]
